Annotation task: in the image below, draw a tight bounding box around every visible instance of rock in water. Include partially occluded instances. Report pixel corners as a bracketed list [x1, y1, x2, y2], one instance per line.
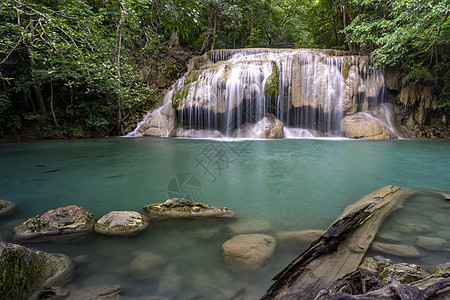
[143, 198, 235, 219]
[0, 198, 16, 216]
[128, 251, 167, 280]
[277, 229, 325, 246]
[415, 236, 446, 251]
[341, 113, 397, 140]
[94, 211, 149, 236]
[14, 205, 95, 241]
[371, 242, 422, 258]
[222, 234, 276, 272]
[379, 263, 429, 285]
[0, 241, 73, 299]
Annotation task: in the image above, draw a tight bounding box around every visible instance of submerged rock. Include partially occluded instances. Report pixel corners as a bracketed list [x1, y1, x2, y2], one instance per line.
[371, 242, 422, 258]
[227, 219, 271, 235]
[341, 113, 397, 140]
[66, 284, 123, 300]
[222, 234, 276, 271]
[0, 198, 16, 216]
[277, 229, 325, 245]
[398, 222, 433, 234]
[143, 198, 235, 219]
[0, 241, 73, 299]
[94, 211, 149, 236]
[14, 205, 95, 241]
[129, 251, 167, 280]
[415, 236, 446, 251]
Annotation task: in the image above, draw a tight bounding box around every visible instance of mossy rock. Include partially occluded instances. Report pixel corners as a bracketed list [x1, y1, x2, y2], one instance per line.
[379, 263, 428, 285]
[94, 211, 149, 236]
[0, 241, 73, 300]
[14, 205, 96, 241]
[264, 61, 280, 99]
[143, 198, 235, 219]
[0, 198, 16, 216]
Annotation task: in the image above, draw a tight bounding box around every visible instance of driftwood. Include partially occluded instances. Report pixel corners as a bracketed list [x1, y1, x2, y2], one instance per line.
[262, 185, 416, 300]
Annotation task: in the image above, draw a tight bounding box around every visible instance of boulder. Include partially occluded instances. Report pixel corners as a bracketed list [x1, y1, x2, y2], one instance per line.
[14, 205, 95, 241]
[236, 114, 284, 139]
[129, 251, 167, 280]
[222, 234, 276, 271]
[341, 113, 397, 140]
[228, 219, 271, 235]
[94, 211, 149, 236]
[371, 242, 422, 258]
[398, 222, 433, 234]
[0, 241, 73, 299]
[0, 198, 16, 216]
[415, 236, 446, 251]
[143, 198, 235, 219]
[277, 229, 325, 245]
[358, 256, 392, 277]
[379, 263, 428, 285]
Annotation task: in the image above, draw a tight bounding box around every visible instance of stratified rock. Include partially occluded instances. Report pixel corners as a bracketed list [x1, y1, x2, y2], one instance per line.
[379, 263, 428, 285]
[371, 242, 422, 258]
[0, 198, 16, 216]
[228, 219, 271, 235]
[129, 251, 167, 280]
[94, 211, 149, 236]
[0, 241, 73, 299]
[398, 222, 433, 234]
[14, 205, 95, 241]
[66, 284, 123, 300]
[341, 113, 397, 140]
[358, 256, 392, 277]
[222, 234, 276, 271]
[415, 236, 446, 251]
[143, 198, 235, 219]
[277, 229, 325, 245]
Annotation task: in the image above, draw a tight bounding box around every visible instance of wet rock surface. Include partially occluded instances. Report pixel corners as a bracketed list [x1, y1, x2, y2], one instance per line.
[14, 205, 96, 241]
[0, 198, 16, 216]
[143, 198, 235, 219]
[94, 211, 149, 236]
[0, 241, 73, 299]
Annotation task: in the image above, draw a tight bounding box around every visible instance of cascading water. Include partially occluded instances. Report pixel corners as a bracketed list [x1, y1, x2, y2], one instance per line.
[129, 48, 409, 139]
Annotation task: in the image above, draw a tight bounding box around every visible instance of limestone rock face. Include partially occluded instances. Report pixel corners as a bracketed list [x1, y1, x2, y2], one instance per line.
[379, 263, 428, 285]
[143, 198, 235, 219]
[14, 205, 95, 240]
[341, 113, 397, 140]
[0, 241, 73, 299]
[0, 198, 16, 216]
[222, 234, 276, 271]
[94, 211, 149, 236]
[371, 242, 422, 258]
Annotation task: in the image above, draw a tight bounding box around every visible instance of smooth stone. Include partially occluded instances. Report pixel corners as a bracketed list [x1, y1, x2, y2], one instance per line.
[14, 205, 95, 240]
[143, 198, 235, 219]
[376, 233, 401, 243]
[437, 230, 450, 240]
[379, 263, 429, 285]
[371, 242, 422, 258]
[228, 219, 271, 235]
[94, 211, 149, 236]
[431, 213, 449, 226]
[276, 229, 325, 245]
[398, 222, 433, 234]
[358, 256, 392, 277]
[192, 227, 222, 240]
[415, 236, 446, 251]
[0, 241, 73, 299]
[222, 234, 276, 271]
[155, 264, 183, 298]
[66, 284, 123, 300]
[129, 251, 167, 280]
[0, 198, 16, 216]
[341, 113, 397, 140]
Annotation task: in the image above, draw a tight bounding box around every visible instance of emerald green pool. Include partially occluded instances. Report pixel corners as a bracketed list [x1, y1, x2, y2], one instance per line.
[0, 137, 449, 299]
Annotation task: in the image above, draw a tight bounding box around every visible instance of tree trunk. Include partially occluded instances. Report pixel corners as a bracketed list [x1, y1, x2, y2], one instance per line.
[115, 2, 126, 135]
[49, 83, 61, 137]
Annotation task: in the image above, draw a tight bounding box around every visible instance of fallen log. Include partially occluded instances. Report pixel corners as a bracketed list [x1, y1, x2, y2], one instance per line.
[261, 185, 416, 300]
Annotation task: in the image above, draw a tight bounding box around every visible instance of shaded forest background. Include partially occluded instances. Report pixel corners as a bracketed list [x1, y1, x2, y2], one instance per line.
[0, 0, 449, 138]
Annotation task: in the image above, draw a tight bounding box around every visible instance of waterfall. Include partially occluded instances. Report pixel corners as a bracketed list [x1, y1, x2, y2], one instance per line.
[129, 48, 408, 139]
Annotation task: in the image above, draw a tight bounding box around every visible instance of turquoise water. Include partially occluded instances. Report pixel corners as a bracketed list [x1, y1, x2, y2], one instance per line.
[0, 138, 449, 299]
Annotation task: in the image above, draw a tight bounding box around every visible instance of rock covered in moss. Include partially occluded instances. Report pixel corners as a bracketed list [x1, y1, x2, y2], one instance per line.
[358, 256, 392, 277]
[0, 198, 16, 216]
[222, 234, 276, 271]
[379, 262, 429, 285]
[14, 205, 95, 241]
[143, 198, 235, 219]
[94, 211, 149, 236]
[0, 241, 73, 300]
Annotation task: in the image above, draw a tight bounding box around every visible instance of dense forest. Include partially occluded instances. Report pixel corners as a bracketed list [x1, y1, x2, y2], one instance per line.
[0, 0, 449, 138]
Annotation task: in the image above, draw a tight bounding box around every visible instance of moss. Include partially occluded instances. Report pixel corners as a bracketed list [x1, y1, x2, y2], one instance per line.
[184, 70, 200, 85]
[264, 61, 280, 99]
[342, 57, 350, 81]
[172, 85, 189, 108]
